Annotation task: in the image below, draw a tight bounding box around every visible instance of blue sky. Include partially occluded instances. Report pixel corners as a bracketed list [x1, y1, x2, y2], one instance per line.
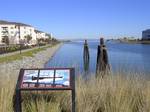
[0, 0, 150, 39]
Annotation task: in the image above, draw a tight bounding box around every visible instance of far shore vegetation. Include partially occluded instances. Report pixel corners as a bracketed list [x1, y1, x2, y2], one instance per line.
[108, 37, 150, 44]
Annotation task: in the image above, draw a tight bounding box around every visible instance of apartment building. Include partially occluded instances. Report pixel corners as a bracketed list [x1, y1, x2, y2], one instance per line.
[35, 30, 49, 40]
[142, 29, 150, 40]
[0, 20, 48, 45]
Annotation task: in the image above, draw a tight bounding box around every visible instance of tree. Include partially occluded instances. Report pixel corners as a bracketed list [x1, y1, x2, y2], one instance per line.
[46, 34, 52, 39]
[36, 38, 40, 44]
[37, 38, 44, 43]
[36, 38, 45, 44]
[51, 38, 58, 42]
[1, 36, 9, 45]
[44, 38, 51, 44]
[24, 35, 32, 43]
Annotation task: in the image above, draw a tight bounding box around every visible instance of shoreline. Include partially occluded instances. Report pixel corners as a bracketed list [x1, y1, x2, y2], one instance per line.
[0, 43, 62, 81]
[44, 43, 63, 67]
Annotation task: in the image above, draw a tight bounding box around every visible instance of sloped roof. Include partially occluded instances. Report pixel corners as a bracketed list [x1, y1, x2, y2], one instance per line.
[34, 30, 43, 33]
[0, 20, 32, 27]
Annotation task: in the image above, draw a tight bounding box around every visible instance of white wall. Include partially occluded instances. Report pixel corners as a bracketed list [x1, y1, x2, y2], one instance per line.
[0, 23, 50, 45]
[0, 24, 37, 44]
[36, 32, 48, 39]
[0, 24, 18, 44]
[19, 26, 37, 44]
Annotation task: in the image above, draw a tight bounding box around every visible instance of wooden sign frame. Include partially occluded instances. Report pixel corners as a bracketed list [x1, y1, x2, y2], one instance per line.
[14, 68, 75, 112]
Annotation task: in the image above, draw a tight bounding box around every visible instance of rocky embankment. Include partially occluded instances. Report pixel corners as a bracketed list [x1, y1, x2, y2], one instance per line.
[0, 44, 62, 83]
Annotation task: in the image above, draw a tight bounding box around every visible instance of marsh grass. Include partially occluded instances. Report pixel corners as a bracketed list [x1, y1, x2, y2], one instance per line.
[1, 71, 150, 112]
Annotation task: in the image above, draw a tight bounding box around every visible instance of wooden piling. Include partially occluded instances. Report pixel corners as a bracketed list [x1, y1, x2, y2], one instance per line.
[83, 40, 90, 72]
[96, 38, 110, 76]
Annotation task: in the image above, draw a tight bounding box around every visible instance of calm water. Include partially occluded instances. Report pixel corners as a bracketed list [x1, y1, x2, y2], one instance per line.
[45, 41, 150, 75]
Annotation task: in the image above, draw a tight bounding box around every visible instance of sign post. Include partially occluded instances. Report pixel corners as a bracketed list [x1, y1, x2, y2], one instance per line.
[14, 68, 75, 112]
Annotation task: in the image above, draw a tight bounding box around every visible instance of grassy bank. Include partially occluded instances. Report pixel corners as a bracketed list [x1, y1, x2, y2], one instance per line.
[1, 71, 150, 112]
[0, 44, 58, 63]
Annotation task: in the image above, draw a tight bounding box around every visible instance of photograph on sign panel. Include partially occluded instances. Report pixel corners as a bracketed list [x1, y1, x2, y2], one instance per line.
[55, 70, 70, 87]
[22, 70, 54, 87]
[23, 70, 39, 83]
[21, 69, 70, 88]
[38, 70, 55, 84]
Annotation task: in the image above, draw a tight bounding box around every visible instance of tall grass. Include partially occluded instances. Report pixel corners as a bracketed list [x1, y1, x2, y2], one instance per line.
[1, 71, 150, 112]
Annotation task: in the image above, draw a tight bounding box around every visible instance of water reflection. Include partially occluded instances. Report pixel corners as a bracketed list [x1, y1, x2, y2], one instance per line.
[45, 41, 150, 75]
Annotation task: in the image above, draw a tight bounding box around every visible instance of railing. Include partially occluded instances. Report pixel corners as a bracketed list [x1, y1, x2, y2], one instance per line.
[0, 44, 30, 54]
[0, 41, 59, 55]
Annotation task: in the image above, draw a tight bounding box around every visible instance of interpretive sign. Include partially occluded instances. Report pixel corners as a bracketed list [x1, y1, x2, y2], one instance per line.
[21, 69, 70, 89]
[14, 68, 75, 112]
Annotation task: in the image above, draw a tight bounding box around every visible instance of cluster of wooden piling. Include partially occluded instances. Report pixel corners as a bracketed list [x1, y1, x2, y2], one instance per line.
[83, 40, 90, 72]
[83, 38, 110, 76]
[96, 38, 110, 76]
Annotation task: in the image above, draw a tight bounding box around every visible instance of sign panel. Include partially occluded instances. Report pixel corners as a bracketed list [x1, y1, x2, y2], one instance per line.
[14, 68, 75, 112]
[20, 69, 71, 89]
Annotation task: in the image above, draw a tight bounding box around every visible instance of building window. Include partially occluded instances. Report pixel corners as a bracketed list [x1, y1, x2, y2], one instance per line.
[24, 27, 26, 29]
[11, 31, 14, 34]
[2, 27, 8, 30]
[24, 31, 26, 34]
[11, 27, 14, 29]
